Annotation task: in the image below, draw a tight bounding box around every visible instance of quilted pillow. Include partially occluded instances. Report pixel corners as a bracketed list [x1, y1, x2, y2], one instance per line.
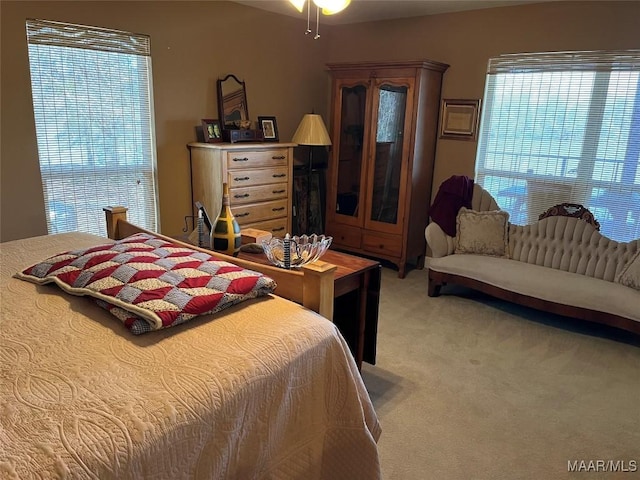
[455, 207, 510, 257]
[615, 249, 640, 292]
[16, 233, 277, 334]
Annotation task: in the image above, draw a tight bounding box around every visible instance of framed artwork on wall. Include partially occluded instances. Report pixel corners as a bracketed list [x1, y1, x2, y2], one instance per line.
[201, 118, 223, 143]
[258, 116, 279, 142]
[439, 99, 481, 141]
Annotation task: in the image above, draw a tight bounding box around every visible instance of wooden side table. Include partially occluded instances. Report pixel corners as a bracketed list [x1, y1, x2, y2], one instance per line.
[238, 249, 381, 370]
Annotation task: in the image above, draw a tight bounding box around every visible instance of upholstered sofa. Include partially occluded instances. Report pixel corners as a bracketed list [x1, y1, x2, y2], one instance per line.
[425, 185, 640, 334]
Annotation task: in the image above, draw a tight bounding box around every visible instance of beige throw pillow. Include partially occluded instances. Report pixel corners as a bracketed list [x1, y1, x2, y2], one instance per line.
[615, 249, 640, 291]
[455, 207, 509, 257]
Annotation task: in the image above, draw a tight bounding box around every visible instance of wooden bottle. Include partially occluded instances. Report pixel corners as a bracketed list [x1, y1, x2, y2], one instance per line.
[210, 182, 241, 256]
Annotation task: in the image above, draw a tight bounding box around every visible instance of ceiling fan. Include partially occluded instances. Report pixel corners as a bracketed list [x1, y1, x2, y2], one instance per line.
[288, 0, 351, 38]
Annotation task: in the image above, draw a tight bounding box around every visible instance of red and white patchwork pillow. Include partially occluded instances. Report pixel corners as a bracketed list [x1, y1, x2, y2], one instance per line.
[16, 233, 277, 334]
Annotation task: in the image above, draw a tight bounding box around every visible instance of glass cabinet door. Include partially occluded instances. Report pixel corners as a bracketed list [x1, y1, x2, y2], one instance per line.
[333, 82, 368, 222]
[367, 80, 413, 231]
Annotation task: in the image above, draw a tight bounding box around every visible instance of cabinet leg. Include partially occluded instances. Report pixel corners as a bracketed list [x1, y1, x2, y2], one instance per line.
[397, 263, 406, 279]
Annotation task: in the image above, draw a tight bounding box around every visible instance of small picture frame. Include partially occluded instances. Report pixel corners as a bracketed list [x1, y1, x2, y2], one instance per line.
[439, 99, 481, 141]
[258, 116, 279, 142]
[201, 118, 223, 143]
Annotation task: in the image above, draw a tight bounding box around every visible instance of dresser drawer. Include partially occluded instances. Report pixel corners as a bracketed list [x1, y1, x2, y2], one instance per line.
[363, 232, 402, 256]
[242, 217, 288, 237]
[226, 149, 289, 170]
[232, 199, 288, 226]
[229, 167, 288, 188]
[229, 183, 288, 205]
[326, 224, 361, 249]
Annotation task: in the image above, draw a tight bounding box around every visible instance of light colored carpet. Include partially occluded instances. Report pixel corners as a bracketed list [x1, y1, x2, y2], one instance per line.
[361, 267, 640, 480]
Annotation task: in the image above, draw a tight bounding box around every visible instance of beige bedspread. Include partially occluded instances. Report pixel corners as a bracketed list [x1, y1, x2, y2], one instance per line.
[0, 233, 381, 479]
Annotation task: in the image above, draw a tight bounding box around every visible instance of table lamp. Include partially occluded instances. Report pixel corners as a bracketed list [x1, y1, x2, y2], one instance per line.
[291, 114, 332, 233]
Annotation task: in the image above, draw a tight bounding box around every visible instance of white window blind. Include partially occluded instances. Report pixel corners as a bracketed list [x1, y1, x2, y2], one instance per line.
[475, 50, 640, 242]
[26, 18, 158, 236]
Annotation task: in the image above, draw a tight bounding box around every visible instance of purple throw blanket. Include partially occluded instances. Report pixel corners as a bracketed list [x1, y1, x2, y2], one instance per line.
[429, 175, 474, 237]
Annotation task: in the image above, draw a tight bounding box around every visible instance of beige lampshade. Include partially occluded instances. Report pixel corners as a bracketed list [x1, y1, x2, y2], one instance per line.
[291, 114, 332, 146]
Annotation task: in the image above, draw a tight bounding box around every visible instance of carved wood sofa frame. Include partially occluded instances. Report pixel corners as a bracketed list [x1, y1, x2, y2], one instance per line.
[428, 203, 640, 335]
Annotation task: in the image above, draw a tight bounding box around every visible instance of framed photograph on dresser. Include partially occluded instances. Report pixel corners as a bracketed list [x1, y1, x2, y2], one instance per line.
[201, 118, 223, 143]
[258, 116, 279, 142]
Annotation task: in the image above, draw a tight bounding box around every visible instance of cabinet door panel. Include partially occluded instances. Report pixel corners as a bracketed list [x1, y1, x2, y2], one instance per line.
[365, 78, 415, 235]
[327, 80, 371, 228]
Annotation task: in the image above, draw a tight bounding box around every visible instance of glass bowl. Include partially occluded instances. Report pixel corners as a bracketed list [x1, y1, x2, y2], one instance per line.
[262, 234, 332, 269]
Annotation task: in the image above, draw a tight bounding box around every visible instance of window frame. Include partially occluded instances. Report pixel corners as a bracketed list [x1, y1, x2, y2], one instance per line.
[474, 50, 640, 241]
[26, 18, 159, 237]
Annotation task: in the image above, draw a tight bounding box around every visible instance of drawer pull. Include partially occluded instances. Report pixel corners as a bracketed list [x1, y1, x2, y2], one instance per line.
[272, 227, 285, 232]
[272, 189, 286, 194]
[272, 155, 285, 160]
[234, 193, 250, 199]
[235, 212, 250, 218]
[232, 157, 249, 162]
[234, 176, 250, 181]
[272, 207, 285, 212]
[272, 173, 286, 178]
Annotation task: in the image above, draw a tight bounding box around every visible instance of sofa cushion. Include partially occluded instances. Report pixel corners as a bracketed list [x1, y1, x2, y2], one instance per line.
[428, 254, 640, 322]
[455, 208, 509, 257]
[616, 249, 640, 291]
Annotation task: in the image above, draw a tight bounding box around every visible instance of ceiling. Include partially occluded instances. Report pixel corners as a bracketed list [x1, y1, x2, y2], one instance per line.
[232, 0, 557, 25]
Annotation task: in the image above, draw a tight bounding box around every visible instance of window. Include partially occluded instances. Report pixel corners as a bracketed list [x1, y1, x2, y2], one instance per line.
[475, 50, 640, 242]
[26, 19, 158, 236]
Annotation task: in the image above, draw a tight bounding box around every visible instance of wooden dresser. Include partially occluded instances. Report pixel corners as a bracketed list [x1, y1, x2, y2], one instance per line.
[187, 142, 296, 236]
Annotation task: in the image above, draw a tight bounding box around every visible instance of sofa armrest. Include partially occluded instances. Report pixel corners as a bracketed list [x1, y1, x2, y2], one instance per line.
[425, 222, 455, 258]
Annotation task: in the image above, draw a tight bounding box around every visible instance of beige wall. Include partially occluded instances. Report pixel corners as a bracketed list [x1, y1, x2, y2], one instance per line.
[0, 1, 329, 241]
[2, 1, 639, 241]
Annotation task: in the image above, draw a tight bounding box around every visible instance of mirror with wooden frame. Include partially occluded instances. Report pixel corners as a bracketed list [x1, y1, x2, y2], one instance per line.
[217, 74, 249, 129]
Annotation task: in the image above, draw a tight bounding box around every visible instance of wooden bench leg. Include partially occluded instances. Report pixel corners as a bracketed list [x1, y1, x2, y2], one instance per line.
[428, 270, 442, 297]
[428, 281, 441, 297]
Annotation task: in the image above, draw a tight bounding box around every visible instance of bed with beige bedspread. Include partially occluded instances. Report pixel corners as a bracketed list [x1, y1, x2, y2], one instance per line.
[0, 232, 381, 479]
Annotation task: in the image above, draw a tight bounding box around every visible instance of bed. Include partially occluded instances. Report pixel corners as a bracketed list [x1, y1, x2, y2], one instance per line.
[0, 208, 382, 479]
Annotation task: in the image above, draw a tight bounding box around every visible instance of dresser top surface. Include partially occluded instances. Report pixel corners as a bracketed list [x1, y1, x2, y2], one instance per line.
[188, 142, 297, 150]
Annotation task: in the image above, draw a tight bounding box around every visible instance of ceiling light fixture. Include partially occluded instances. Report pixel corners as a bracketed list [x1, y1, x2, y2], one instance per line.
[290, 0, 306, 12]
[289, 0, 351, 39]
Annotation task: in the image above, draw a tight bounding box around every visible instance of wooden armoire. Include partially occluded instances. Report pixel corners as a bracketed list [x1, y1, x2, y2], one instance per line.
[324, 60, 449, 278]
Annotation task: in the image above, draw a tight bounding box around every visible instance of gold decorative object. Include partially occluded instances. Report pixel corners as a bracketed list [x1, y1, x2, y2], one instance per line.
[210, 183, 241, 256]
[235, 119, 252, 130]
